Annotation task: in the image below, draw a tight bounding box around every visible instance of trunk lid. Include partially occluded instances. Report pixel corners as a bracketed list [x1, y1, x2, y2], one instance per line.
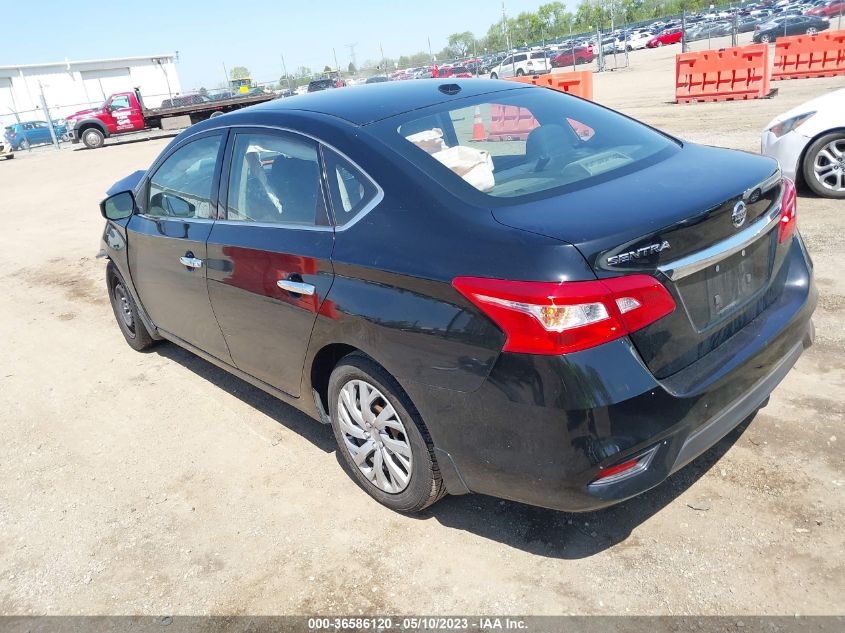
[492, 144, 786, 378]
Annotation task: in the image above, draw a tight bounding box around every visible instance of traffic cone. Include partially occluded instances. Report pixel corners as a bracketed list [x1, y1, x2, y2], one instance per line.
[470, 105, 486, 141]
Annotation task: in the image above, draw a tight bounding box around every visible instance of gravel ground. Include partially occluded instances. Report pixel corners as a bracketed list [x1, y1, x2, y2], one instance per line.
[0, 36, 843, 616]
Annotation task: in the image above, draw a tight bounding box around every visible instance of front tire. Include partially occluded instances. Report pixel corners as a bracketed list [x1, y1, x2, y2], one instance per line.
[657, 41, 664, 47]
[82, 128, 105, 149]
[803, 131, 845, 199]
[806, 27, 818, 35]
[516, 68, 525, 77]
[20, 139, 30, 150]
[760, 34, 771, 43]
[490, 72, 498, 80]
[328, 353, 446, 513]
[107, 264, 155, 351]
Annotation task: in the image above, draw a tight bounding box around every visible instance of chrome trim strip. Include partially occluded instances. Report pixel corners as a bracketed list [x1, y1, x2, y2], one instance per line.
[658, 204, 782, 281]
[214, 219, 335, 232]
[164, 123, 385, 232]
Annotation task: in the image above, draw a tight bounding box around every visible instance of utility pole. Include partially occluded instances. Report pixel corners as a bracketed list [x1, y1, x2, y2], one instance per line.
[380, 43, 385, 72]
[38, 82, 59, 151]
[280, 54, 293, 94]
[502, 2, 512, 53]
[222, 62, 229, 90]
[428, 36, 434, 62]
[333, 48, 340, 75]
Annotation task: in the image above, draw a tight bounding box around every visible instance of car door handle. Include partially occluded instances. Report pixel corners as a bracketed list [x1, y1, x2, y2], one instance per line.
[277, 279, 315, 296]
[179, 256, 203, 269]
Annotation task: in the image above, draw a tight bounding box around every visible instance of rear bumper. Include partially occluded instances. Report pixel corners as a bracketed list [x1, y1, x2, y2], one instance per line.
[405, 235, 817, 512]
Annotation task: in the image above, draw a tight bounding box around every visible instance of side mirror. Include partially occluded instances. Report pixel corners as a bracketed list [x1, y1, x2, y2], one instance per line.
[101, 191, 135, 221]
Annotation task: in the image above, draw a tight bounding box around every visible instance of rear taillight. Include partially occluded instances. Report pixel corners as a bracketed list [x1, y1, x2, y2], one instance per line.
[778, 177, 797, 243]
[452, 275, 676, 355]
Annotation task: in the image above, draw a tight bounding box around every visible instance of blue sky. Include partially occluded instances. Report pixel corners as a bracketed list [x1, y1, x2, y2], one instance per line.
[2, 0, 550, 89]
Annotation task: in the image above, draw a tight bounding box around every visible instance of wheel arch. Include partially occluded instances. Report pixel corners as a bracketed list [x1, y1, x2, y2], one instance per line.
[307, 340, 471, 495]
[76, 119, 109, 137]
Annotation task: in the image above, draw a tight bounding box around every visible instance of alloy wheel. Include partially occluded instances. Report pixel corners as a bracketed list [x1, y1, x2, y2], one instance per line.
[337, 379, 413, 494]
[807, 27, 818, 35]
[813, 139, 845, 193]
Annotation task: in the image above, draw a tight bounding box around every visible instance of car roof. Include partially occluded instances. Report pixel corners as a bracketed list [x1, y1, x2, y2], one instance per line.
[247, 79, 529, 126]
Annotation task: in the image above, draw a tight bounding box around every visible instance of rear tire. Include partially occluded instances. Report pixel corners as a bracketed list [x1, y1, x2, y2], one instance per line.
[802, 131, 845, 199]
[806, 27, 818, 35]
[82, 128, 105, 150]
[107, 263, 155, 351]
[328, 353, 446, 513]
[20, 139, 30, 150]
[657, 41, 664, 47]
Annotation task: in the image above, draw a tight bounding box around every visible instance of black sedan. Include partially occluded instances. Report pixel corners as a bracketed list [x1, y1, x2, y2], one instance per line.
[753, 14, 829, 41]
[99, 80, 816, 514]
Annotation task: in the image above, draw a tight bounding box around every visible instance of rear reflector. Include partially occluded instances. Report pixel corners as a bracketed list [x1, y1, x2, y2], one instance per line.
[452, 275, 676, 355]
[778, 177, 797, 244]
[591, 445, 660, 486]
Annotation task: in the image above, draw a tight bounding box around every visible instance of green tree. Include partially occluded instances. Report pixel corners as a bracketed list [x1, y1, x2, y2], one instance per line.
[230, 66, 250, 80]
[348, 62, 357, 74]
[198, 86, 208, 96]
[447, 31, 476, 57]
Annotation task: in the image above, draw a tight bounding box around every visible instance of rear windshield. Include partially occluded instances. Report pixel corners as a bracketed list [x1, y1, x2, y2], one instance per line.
[380, 86, 678, 203]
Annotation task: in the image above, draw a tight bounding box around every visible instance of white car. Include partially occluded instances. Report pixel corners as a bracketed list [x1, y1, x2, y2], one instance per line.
[489, 51, 551, 79]
[625, 31, 654, 50]
[761, 87, 845, 198]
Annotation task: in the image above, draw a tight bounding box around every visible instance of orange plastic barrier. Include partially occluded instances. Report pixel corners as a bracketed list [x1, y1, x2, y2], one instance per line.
[505, 70, 594, 100]
[487, 105, 539, 141]
[675, 44, 770, 103]
[772, 30, 845, 80]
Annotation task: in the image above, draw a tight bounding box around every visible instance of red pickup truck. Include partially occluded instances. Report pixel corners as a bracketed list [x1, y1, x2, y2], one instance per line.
[65, 88, 276, 149]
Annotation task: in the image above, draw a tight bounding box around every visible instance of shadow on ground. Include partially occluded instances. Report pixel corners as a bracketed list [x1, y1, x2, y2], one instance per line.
[72, 132, 178, 151]
[155, 341, 752, 560]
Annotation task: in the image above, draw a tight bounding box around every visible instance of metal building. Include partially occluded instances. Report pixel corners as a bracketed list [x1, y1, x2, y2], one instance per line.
[0, 54, 181, 127]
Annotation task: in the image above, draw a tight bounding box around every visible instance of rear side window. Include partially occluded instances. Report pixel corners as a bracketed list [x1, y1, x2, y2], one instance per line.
[147, 134, 222, 218]
[323, 148, 379, 227]
[389, 88, 676, 203]
[514, 54, 527, 62]
[226, 132, 325, 226]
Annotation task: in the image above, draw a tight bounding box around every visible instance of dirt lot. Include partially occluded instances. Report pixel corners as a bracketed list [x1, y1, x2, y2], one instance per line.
[0, 38, 843, 616]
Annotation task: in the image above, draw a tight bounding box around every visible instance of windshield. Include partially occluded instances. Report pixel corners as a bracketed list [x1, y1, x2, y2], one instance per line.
[381, 87, 678, 203]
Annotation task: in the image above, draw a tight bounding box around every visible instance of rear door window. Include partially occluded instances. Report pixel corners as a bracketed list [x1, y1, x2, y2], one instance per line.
[225, 131, 326, 226]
